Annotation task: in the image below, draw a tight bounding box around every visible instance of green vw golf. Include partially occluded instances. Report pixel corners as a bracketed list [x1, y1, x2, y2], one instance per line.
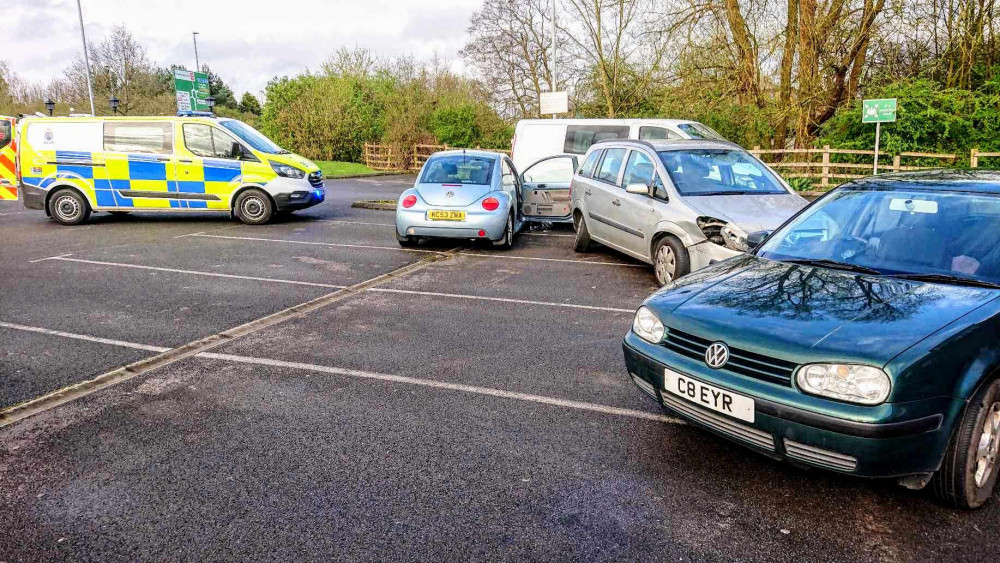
[623, 171, 1000, 509]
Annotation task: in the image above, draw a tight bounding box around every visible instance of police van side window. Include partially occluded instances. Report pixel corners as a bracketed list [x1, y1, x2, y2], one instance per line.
[182, 124, 247, 160]
[103, 122, 173, 154]
[183, 124, 215, 157]
[212, 128, 242, 159]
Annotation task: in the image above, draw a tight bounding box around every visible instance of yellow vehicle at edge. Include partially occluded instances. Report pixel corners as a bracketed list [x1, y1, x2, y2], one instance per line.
[16, 114, 323, 225]
[0, 115, 17, 200]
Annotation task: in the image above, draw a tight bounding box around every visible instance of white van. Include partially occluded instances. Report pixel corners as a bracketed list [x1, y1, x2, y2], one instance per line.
[510, 118, 725, 171]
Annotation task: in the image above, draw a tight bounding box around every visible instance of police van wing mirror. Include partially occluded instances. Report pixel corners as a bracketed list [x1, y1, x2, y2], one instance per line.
[231, 142, 243, 159]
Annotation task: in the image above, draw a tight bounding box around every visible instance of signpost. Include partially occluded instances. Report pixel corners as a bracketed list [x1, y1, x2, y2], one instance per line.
[540, 91, 568, 116]
[173, 69, 212, 113]
[862, 98, 896, 174]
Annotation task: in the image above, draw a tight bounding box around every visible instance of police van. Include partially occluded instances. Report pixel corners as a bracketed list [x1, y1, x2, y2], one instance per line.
[15, 114, 324, 225]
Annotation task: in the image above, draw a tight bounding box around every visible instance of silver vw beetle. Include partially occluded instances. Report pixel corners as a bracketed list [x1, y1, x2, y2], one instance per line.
[395, 150, 525, 248]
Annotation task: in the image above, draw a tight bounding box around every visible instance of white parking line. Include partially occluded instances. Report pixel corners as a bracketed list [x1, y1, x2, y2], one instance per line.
[31, 255, 634, 312]
[321, 220, 394, 227]
[0, 319, 678, 425]
[369, 288, 634, 313]
[322, 220, 574, 238]
[186, 233, 444, 254]
[28, 253, 74, 263]
[460, 252, 646, 267]
[0, 321, 170, 353]
[37, 256, 347, 289]
[199, 352, 680, 424]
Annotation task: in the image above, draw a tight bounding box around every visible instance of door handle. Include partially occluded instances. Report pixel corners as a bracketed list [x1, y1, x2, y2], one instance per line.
[612, 199, 621, 207]
[537, 183, 547, 188]
[178, 159, 193, 164]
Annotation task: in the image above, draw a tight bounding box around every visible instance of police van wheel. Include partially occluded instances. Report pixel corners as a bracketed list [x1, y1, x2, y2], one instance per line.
[49, 189, 91, 226]
[235, 189, 274, 225]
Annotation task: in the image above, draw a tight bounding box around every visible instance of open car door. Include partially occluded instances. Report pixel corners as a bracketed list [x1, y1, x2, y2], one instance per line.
[0, 116, 16, 200]
[519, 154, 577, 222]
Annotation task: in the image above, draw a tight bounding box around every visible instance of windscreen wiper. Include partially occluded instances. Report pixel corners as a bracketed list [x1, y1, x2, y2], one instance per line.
[782, 259, 883, 275]
[889, 273, 1000, 290]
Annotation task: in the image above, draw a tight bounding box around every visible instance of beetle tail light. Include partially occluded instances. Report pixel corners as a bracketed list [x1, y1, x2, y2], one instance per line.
[482, 197, 500, 211]
[402, 195, 417, 208]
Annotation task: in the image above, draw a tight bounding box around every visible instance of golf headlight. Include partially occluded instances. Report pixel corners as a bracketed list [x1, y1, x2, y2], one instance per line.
[721, 224, 749, 251]
[270, 161, 305, 179]
[632, 306, 665, 344]
[796, 364, 891, 405]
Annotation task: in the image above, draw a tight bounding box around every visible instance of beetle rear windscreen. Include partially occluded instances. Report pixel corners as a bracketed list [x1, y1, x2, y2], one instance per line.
[420, 155, 495, 185]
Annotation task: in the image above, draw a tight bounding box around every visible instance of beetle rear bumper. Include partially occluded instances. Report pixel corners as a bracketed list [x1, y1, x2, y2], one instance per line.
[396, 207, 509, 241]
[623, 336, 964, 478]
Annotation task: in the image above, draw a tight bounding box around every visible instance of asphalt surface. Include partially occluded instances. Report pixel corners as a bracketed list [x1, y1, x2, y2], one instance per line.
[1, 176, 998, 562]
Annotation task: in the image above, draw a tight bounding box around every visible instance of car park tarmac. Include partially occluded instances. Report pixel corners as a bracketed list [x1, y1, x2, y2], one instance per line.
[1, 175, 998, 561]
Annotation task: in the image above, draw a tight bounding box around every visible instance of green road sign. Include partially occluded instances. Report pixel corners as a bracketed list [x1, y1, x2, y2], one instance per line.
[174, 69, 211, 113]
[862, 98, 897, 123]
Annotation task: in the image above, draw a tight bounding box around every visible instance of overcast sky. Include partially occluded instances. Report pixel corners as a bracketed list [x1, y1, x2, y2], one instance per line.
[9, 0, 482, 96]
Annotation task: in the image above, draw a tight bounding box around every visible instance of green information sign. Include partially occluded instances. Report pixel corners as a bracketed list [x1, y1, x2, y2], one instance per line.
[174, 69, 211, 113]
[862, 98, 897, 123]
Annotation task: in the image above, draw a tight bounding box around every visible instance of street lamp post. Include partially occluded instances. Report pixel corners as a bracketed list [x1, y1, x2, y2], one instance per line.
[109, 96, 120, 115]
[44, 99, 55, 116]
[192, 32, 201, 72]
[75, 0, 96, 116]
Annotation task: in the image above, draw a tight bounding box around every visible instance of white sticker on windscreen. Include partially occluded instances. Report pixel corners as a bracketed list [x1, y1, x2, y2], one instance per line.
[889, 198, 938, 214]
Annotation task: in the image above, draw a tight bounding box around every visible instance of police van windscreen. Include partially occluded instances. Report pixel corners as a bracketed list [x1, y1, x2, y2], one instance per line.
[219, 120, 288, 154]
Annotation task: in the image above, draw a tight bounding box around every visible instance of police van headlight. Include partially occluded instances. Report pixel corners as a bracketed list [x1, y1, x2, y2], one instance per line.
[271, 161, 305, 179]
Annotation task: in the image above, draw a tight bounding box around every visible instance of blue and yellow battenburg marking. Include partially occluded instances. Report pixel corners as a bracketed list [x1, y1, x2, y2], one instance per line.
[21, 150, 253, 211]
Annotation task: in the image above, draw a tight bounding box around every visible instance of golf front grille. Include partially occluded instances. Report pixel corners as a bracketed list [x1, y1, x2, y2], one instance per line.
[784, 439, 858, 472]
[661, 393, 775, 451]
[662, 328, 798, 387]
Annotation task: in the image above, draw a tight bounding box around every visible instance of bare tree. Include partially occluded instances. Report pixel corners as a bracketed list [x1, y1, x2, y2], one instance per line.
[462, 0, 557, 118]
[561, 0, 671, 117]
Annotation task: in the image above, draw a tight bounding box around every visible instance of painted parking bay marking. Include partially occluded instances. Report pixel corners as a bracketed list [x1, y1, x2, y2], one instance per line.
[184, 233, 445, 254]
[30, 255, 634, 313]
[32, 255, 347, 289]
[184, 232, 636, 267]
[0, 321, 682, 427]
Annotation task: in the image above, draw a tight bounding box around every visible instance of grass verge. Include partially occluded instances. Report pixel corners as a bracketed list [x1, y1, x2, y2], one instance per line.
[315, 161, 379, 178]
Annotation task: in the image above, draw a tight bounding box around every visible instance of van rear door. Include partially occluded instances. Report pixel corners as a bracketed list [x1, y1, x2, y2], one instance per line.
[519, 155, 577, 222]
[0, 116, 16, 200]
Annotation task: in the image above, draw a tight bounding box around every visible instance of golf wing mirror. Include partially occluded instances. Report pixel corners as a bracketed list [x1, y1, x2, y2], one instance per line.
[625, 183, 651, 196]
[746, 230, 772, 250]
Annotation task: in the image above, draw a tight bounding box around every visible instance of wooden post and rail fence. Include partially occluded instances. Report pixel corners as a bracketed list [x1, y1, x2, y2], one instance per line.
[363, 142, 1000, 191]
[363, 143, 511, 174]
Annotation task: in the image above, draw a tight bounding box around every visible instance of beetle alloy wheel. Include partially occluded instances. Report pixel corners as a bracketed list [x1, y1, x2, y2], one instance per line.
[974, 401, 1000, 487]
[655, 245, 676, 284]
[53, 195, 82, 222]
[241, 195, 267, 221]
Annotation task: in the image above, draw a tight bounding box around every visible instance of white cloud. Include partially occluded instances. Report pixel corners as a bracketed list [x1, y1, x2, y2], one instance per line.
[6, 0, 482, 96]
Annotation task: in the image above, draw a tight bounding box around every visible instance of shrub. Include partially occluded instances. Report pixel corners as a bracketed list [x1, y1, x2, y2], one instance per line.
[818, 78, 1000, 165]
